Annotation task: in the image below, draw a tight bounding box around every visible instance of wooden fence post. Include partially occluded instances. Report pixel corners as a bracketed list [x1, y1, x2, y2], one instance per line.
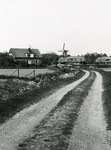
[33, 69, 35, 79]
[18, 68, 19, 77]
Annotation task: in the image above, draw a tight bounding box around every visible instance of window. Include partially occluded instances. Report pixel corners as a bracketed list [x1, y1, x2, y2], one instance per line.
[34, 54, 38, 58]
[27, 54, 30, 57]
[9, 53, 13, 56]
[106, 59, 110, 61]
[31, 54, 33, 57]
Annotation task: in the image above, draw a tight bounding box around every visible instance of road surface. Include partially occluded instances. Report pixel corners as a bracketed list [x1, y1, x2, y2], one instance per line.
[0, 70, 89, 150]
[68, 72, 111, 150]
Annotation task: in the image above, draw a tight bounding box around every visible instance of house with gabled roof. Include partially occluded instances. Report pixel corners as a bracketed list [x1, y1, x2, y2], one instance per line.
[58, 56, 86, 64]
[9, 48, 42, 65]
[95, 57, 111, 65]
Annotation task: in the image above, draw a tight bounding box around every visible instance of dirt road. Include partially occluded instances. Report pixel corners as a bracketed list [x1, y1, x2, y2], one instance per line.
[68, 72, 111, 150]
[0, 70, 89, 150]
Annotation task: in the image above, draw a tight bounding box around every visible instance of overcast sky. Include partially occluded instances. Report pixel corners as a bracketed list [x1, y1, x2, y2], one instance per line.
[0, 0, 111, 56]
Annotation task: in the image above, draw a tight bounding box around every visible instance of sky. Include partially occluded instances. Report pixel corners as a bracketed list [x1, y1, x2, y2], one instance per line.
[0, 0, 111, 56]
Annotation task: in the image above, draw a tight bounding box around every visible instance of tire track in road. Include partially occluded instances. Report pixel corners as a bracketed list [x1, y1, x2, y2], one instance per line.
[68, 72, 111, 150]
[0, 70, 89, 150]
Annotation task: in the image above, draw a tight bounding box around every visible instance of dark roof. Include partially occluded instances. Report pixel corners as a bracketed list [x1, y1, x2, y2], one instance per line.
[9, 48, 42, 58]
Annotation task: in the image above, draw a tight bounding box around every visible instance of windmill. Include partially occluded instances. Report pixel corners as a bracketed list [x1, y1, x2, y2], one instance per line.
[58, 43, 69, 57]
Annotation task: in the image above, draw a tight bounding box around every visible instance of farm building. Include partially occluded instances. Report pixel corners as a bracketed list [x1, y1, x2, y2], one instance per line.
[9, 48, 42, 65]
[95, 57, 111, 65]
[58, 56, 86, 65]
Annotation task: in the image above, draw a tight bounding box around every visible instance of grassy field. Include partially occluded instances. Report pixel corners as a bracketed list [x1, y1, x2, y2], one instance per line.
[0, 69, 54, 78]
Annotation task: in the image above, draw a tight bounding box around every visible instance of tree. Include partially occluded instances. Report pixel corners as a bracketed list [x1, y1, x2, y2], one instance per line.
[0, 52, 15, 67]
[84, 52, 108, 64]
[42, 52, 59, 66]
[103, 53, 107, 57]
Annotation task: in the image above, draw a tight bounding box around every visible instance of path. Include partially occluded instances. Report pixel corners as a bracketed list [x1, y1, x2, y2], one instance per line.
[68, 72, 111, 150]
[0, 70, 89, 150]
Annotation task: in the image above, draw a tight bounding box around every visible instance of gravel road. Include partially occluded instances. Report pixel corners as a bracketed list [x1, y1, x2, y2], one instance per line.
[0, 70, 89, 150]
[68, 72, 111, 150]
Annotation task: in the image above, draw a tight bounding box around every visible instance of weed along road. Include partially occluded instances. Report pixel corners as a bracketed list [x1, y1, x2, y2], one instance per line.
[0, 70, 89, 150]
[68, 72, 111, 150]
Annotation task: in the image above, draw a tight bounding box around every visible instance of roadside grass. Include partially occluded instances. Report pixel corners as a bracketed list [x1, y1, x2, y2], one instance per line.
[17, 71, 95, 150]
[0, 70, 85, 124]
[97, 70, 111, 130]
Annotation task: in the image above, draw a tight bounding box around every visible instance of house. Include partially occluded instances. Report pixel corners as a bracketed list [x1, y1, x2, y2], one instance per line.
[58, 56, 86, 65]
[9, 48, 42, 65]
[95, 57, 111, 65]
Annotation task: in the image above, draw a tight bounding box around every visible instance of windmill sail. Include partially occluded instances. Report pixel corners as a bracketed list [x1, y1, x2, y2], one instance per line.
[58, 43, 69, 57]
[63, 43, 65, 50]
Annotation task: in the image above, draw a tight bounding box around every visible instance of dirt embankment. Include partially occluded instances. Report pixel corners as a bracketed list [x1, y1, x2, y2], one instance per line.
[0, 70, 89, 150]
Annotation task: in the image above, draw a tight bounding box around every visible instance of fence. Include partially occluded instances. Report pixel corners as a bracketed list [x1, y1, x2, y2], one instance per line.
[1, 67, 80, 79]
[9, 68, 36, 79]
[24, 69, 35, 79]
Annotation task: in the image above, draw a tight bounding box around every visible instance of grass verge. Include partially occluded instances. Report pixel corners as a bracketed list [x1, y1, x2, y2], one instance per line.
[17, 71, 95, 150]
[0, 70, 85, 124]
[97, 70, 111, 130]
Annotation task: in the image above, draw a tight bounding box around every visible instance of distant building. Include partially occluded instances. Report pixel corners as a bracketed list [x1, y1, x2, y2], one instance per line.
[95, 57, 111, 65]
[9, 48, 42, 65]
[58, 56, 86, 64]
